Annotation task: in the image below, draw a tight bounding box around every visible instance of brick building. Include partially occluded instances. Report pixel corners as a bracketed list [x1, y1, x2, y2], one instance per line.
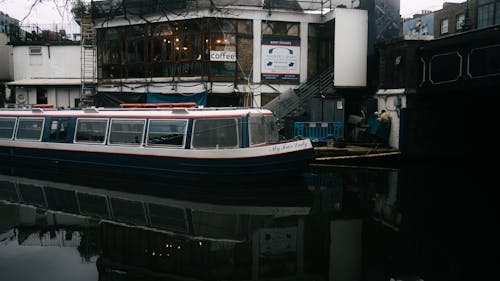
[434, 1, 473, 38]
[429, 0, 500, 39]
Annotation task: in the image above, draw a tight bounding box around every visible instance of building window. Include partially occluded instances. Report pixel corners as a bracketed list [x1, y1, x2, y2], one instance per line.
[150, 23, 174, 78]
[29, 46, 43, 65]
[440, 19, 449, 34]
[36, 88, 47, 104]
[496, 0, 500, 24]
[477, 0, 495, 28]
[262, 21, 299, 36]
[456, 13, 465, 30]
[98, 27, 123, 79]
[209, 19, 237, 80]
[29, 46, 42, 55]
[97, 18, 250, 81]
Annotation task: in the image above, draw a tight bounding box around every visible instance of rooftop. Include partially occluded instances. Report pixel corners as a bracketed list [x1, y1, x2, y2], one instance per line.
[8, 23, 81, 45]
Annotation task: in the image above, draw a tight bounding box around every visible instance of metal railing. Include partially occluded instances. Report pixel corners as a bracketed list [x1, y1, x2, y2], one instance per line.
[294, 121, 343, 141]
[263, 65, 334, 122]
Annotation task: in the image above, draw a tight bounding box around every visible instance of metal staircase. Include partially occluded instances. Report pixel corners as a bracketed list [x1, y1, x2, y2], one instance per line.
[263, 66, 334, 127]
[80, 16, 96, 107]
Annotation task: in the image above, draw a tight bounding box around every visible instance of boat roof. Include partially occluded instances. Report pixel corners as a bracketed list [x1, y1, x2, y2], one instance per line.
[0, 106, 275, 118]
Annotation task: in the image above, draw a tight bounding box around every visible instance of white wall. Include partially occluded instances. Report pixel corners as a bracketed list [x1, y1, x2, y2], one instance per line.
[11, 44, 81, 107]
[15, 86, 80, 108]
[334, 8, 368, 87]
[48, 88, 81, 108]
[12, 45, 80, 80]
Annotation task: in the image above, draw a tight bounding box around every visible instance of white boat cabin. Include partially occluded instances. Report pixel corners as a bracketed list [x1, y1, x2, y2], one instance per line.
[0, 106, 281, 150]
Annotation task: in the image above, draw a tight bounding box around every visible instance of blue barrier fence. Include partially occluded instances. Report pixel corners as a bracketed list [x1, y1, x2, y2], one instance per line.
[293, 122, 343, 141]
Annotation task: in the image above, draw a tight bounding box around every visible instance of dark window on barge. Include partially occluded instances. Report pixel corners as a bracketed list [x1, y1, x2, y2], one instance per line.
[16, 118, 44, 141]
[147, 119, 188, 147]
[0, 117, 17, 139]
[48, 118, 72, 142]
[109, 119, 146, 145]
[191, 118, 239, 149]
[75, 118, 108, 144]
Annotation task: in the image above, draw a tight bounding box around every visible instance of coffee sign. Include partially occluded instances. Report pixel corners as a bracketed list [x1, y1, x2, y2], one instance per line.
[210, 51, 236, 62]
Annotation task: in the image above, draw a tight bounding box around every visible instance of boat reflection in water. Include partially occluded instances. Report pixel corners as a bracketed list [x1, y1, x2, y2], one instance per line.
[0, 167, 418, 281]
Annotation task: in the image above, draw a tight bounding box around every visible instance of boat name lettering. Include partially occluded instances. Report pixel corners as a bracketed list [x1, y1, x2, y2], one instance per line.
[270, 141, 307, 153]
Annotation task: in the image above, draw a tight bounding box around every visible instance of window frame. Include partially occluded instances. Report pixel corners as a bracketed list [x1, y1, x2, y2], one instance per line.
[0, 117, 17, 140]
[74, 118, 109, 144]
[191, 118, 240, 149]
[456, 13, 465, 31]
[477, 0, 495, 28]
[264, 115, 280, 144]
[47, 118, 73, 142]
[248, 114, 266, 146]
[29, 46, 42, 56]
[440, 18, 449, 35]
[146, 118, 189, 148]
[15, 117, 45, 141]
[108, 118, 147, 146]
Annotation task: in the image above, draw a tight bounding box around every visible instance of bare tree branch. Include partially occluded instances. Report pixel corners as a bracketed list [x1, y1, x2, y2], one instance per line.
[20, 0, 42, 23]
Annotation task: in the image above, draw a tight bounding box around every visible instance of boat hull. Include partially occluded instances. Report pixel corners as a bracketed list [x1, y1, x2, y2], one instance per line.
[0, 140, 314, 184]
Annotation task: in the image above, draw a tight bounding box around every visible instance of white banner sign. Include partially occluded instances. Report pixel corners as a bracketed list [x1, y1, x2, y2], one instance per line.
[261, 39, 300, 81]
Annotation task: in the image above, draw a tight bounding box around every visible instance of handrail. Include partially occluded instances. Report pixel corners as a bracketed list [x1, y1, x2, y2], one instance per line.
[294, 121, 343, 141]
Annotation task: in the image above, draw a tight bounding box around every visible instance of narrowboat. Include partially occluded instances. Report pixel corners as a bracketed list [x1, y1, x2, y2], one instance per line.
[0, 104, 314, 183]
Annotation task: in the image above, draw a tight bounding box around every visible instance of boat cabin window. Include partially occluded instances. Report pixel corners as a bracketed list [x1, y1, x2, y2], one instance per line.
[191, 118, 239, 149]
[249, 115, 266, 146]
[75, 118, 108, 144]
[16, 118, 44, 141]
[0, 117, 17, 139]
[265, 115, 280, 143]
[109, 119, 146, 145]
[147, 119, 188, 147]
[249, 114, 279, 145]
[49, 119, 70, 140]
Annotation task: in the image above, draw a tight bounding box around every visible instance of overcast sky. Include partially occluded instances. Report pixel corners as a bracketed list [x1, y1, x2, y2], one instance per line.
[400, 0, 464, 17]
[0, 0, 465, 28]
[0, 0, 84, 34]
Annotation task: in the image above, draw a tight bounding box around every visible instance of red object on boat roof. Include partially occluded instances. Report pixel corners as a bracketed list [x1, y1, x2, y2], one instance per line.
[32, 104, 54, 109]
[120, 102, 197, 108]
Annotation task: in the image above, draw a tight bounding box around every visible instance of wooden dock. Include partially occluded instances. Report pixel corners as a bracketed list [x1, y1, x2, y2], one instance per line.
[312, 144, 401, 168]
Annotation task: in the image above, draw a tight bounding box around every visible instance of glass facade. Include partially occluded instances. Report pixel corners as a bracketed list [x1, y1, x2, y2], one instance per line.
[477, 0, 499, 28]
[96, 18, 252, 82]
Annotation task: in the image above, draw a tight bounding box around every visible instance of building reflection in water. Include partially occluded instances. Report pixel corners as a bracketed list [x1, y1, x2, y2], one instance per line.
[0, 166, 426, 281]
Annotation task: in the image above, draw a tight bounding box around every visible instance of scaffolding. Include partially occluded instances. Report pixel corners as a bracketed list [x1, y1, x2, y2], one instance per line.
[80, 16, 96, 107]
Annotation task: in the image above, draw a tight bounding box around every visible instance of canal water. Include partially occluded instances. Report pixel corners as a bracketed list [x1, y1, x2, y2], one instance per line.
[0, 162, 494, 281]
